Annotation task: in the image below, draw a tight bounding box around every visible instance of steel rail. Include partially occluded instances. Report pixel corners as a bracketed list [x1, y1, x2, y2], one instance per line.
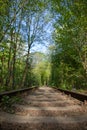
[53, 87, 87, 102]
[0, 86, 38, 101]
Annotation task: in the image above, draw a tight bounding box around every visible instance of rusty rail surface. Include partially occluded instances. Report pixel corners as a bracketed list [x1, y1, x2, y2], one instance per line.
[0, 86, 38, 100]
[0, 86, 87, 102]
[53, 87, 87, 102]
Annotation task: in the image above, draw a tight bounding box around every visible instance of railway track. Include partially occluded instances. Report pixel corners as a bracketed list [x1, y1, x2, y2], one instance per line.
[0, 87, 87, 130]
[54, 87, 87, 102]
[0, 87, 38, 101]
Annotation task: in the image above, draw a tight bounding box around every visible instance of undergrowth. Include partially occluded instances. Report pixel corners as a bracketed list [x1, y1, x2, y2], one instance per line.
[0, 95, 22, 113]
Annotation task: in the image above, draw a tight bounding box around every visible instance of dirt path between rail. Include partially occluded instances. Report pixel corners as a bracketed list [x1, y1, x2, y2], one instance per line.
[0, 87, 87, 130]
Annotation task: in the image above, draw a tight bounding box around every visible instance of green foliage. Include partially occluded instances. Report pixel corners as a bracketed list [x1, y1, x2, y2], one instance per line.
[0, 0, 9, 15]
[0, 0, 87, 91]
[49, 0, 87, 90]
[1, 95, 22, 113]
[32, 52, 51, 86]
[0, 0, 51, 90]
[1, 95, 11, 108]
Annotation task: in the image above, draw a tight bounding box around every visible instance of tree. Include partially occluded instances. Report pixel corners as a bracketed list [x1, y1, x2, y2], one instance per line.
[50, 0, 87, 89]
[31, 52, 51, 86]
[20, 0, 50, 87]
[0, 0, 51, 91]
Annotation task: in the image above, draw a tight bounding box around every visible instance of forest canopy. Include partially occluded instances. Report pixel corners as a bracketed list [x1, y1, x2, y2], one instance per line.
[0, 0, 87, 92]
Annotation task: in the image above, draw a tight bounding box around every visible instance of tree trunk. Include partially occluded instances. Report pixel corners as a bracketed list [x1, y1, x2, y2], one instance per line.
[21, 52, 29, 88]
[6, 31, 13, 89]
[1, 53, 4, 86]
[12, 42, 17, 89]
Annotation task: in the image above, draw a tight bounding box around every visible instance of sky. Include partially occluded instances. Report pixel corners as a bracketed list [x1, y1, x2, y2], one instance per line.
[30, 20, 54, 53]
[20, 6, 55, 54]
